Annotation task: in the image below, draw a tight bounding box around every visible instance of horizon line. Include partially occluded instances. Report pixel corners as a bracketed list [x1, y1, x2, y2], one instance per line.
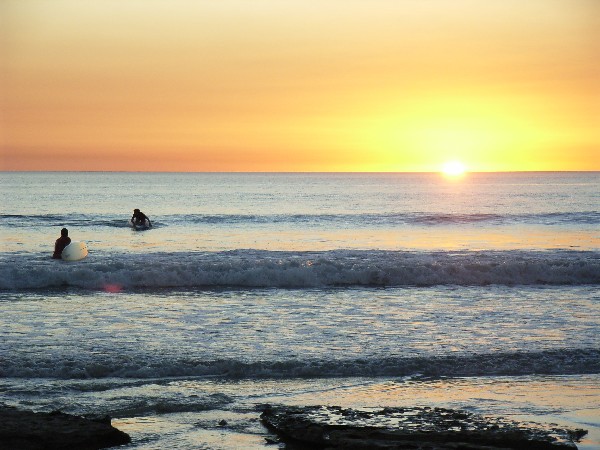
[1, 170, 599, 174]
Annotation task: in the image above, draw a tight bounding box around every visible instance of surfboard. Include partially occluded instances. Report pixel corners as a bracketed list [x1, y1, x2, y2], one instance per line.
[131, 219, 151, 230]
[61, 242, 88, 261]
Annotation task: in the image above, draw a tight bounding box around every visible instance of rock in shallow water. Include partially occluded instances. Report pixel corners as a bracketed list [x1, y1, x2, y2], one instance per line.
[260, 405, 587, 449]
[0, 406, 131, 450]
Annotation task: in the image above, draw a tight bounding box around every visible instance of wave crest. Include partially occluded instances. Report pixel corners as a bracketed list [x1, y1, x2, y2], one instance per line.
[1, 348, 597, 379]
[1, 250, 598, 290]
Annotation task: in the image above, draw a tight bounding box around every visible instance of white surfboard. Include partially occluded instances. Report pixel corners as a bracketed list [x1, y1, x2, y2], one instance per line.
[131, 219, 151, 230]
[61, 242, 88, 261]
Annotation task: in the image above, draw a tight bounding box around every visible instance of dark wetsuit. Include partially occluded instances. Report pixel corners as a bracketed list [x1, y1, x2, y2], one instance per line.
[131, 212, 151, 227]
[53, 236, 71, 259]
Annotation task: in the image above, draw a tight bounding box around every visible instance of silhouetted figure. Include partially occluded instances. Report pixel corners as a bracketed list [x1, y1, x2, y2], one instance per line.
[131, 209, 152, 228]
[53, 228, 71, 259]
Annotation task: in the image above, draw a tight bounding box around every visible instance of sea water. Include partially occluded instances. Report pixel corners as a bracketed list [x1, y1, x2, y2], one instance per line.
[1, 172, 599, 448]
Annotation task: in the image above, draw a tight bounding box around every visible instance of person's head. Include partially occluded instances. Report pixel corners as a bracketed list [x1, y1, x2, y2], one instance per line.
[61, 228, 68, 237]
[134, 209, 140, 214]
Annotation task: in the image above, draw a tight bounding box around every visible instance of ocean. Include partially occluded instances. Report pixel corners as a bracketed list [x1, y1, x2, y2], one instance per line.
[1, 171, 599, 449]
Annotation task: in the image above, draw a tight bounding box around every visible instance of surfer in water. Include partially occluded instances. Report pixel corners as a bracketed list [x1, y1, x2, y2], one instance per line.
[131, 209, 152, 228]
[52, 228, 71, 259]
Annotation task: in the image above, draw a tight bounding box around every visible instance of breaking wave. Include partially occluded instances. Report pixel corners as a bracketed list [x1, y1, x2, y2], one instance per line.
[1, 348, 597, 379]
[1, 249, 598, 290]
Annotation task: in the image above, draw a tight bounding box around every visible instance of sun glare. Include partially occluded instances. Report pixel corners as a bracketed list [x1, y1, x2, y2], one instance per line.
[441, 161, 467, 177]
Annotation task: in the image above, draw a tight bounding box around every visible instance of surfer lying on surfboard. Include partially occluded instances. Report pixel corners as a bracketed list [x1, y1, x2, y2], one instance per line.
[131, 209, 152, 228]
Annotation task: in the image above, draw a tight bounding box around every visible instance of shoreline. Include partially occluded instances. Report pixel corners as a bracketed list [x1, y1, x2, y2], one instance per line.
[106, 375, 600, 449]
[1, 402, 589, 450]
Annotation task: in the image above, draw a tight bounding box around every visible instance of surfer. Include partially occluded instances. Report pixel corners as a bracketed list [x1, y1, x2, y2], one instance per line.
[52, 228, 71, 259]
[131, 209, 152, 228]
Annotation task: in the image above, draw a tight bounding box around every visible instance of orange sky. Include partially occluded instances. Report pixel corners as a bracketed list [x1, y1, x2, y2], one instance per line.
[1, 0, 599, 172]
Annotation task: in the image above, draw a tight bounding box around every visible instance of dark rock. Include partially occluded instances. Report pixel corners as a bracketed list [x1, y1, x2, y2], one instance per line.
[265, 436, 279, 445]
[219, 419, 228, 426]
[260, 405, 587, 449]
[0, 405, 131, 450]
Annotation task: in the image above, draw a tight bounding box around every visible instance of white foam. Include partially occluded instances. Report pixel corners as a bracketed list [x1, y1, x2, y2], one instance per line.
[1, 250, 598, 290]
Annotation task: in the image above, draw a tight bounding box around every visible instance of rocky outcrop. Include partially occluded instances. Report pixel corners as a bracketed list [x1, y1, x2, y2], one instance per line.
[0, 406, 130, 450]
[260, 405, 587, 449]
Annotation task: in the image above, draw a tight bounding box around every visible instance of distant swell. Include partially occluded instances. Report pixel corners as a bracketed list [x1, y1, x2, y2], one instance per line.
[0, 348, 597, 379]
[1, 249, 598, 290]
[1, 211, 599, 227]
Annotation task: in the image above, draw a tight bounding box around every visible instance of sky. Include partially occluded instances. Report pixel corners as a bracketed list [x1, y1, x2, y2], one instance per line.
[1, 0, 599, 172]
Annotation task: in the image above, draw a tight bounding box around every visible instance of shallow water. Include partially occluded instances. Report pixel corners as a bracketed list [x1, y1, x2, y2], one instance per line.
[2, 375, 598, 449]
[1, 286, 599, 379]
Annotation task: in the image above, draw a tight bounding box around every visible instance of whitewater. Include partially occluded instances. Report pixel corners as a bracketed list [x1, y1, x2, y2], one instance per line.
[1, 171, 599, 448]
[2, 249, 599, 290]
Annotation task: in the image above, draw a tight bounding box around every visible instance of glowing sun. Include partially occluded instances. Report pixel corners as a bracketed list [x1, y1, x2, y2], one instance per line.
[441, 161, 467, 177]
